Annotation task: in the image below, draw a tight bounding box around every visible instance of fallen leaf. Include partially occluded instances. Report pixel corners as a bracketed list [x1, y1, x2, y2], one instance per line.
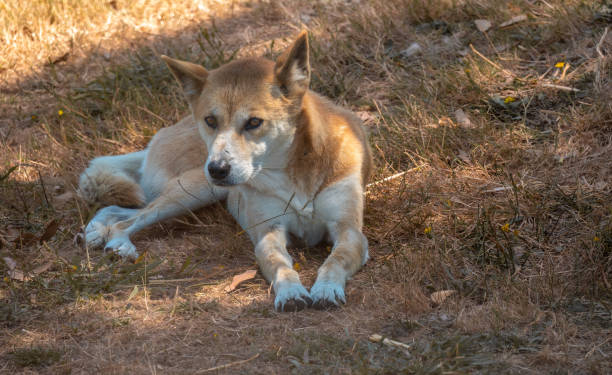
[457, 150, 471, 163]
[0, 166, 18, 182]
[356, 111, 376, 124]
[430, 290, 456, 305]
[225, 269, 257, 292]
[474, 19, 492, 32]
[46, 52, 69, 66]
[0, 234, 9, 248]
[39, 219, 60, 243]
[3, 257, 29, 281]
[53, 191, 75, 206]
[454, 109, 472, 128]
[13, 232, 37, 247]
[400, 42, 422, 58]
[438, 116, 455, 127]
[499, 14, 527, 28]
[32, 261, 53, 275]
[3, 256, 16, 270]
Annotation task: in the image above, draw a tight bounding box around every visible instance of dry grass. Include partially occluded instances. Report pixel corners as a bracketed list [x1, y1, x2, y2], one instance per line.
[1, 0, 611, 373]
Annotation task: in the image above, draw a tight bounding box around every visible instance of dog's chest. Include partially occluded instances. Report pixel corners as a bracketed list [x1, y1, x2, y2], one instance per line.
[247, 170, 327, 244]
[251, 170, 318, 218]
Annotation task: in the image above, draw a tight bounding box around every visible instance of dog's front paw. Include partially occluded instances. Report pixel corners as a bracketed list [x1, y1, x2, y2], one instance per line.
[85, 220, 109, 248]
[104, 236, 138, 258]
[274, 282, 312, 312]
[310, 280, 346, 310]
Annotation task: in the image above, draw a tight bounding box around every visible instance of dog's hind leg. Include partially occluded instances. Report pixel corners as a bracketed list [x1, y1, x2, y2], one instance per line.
[79, 151, 147, 208]
[97, 168, 227, 257]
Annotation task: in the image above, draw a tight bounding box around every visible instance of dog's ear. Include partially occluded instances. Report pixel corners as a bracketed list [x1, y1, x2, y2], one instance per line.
[161, 55, 208, 103]
[274, 30, 310, 98]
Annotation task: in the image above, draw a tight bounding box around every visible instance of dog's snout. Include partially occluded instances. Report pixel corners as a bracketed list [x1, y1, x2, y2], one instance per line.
[208, 160, 231, 180]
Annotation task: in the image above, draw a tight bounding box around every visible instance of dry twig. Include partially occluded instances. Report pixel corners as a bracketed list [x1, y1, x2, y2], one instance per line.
[596, 27, 609, 59]
[196, 353, 260, 373]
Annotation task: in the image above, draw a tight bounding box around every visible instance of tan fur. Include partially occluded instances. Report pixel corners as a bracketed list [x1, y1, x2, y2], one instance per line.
[79, 31, 372, 312]
[79, 170, 145, 207]
[79, 151, 146, 207]
[288, 92, 372, 194]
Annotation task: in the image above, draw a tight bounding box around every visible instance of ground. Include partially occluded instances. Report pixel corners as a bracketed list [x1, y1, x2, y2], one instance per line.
[1, 0, 611, 374]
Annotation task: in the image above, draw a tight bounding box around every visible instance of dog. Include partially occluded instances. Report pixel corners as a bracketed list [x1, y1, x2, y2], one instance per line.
[79, 31, 372, 312]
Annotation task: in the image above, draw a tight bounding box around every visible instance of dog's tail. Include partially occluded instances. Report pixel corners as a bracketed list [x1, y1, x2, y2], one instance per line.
[78, 151, 147, 208]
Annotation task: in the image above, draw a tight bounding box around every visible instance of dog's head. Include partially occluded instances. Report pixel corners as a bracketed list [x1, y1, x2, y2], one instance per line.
[162, 31, 311, 186]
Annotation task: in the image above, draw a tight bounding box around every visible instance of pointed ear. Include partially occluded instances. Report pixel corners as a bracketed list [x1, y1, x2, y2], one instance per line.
[274, 30, 310, 97]
[161, 55, 208, 103]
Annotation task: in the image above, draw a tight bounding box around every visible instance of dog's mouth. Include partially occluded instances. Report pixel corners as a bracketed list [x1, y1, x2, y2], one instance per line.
[209, 178, 237, 187]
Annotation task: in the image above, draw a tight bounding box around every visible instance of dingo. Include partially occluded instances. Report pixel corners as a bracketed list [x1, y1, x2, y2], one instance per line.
[79, 31, 372, 311]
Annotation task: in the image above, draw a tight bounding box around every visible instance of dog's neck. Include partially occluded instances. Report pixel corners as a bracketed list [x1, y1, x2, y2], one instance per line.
[286, 92, 334, 196]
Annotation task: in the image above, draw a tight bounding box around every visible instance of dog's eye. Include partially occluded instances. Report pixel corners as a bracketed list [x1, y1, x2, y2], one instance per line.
[204, 116, 217, 129]
[244, 117, 263, 131]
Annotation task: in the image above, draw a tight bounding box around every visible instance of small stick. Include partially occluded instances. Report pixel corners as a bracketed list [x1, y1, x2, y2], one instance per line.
[196, 353, 260, 373]
[595, 27, 609, 86]
[365, 165, 424, 191]
[137, 105, 170, 125]
[596, 26, 609, 59]
[366, 171, 406, 188]
[170, 285, 179, 317]
[560, 62, 570, 81]
[469, 44, 514, 77]
[538, 65, 554, 80]
[540, 83, 579, 92]
[369, 334, 412, 351]
[36, 169, 54, 212]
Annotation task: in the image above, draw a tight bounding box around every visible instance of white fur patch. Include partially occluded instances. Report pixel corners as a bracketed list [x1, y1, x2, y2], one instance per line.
[314, 174, 363, 224]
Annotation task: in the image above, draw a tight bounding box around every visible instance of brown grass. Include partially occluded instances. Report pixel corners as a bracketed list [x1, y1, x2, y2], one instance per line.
[1, 0, 611, 373]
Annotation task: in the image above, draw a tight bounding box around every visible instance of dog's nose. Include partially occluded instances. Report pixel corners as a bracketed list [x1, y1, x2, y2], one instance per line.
[207, 160, 231, 180]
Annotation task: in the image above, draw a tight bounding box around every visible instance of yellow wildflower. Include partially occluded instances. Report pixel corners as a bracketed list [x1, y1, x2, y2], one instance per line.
[504, 96, 516, 104]
[31, 115, 37, 120]
[593, 236, 600, 242]
[293, 263, 301, 271]
[424, 226, 432, 235]
[501, 223, 510, 232]
[3, 276, 9, 283]
[555, 62, 565, 68]
[58, 109, 64, 116]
